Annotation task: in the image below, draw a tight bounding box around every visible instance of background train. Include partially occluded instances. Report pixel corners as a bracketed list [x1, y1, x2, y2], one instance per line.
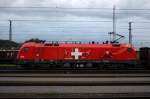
[0, 50, 18, 64]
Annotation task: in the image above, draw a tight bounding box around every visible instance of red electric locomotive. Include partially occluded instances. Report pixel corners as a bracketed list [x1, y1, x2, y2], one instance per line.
[17, 41, 138, 68]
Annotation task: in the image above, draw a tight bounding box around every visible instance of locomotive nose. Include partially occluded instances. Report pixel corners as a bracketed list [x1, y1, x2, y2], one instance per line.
[20, 56, 25, 59]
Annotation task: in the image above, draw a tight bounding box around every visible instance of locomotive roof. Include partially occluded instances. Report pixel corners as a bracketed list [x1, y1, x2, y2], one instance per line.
[21, 42, 132, 48]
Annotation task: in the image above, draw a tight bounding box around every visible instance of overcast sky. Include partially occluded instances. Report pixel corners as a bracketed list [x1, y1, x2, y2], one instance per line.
[0, 0, 150, 48]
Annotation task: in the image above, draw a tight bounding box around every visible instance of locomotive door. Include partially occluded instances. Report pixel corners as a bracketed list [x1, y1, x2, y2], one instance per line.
[34, 47, 43, 61]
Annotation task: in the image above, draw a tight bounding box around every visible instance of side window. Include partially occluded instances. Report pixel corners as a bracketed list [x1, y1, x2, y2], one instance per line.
[23, 47, 29, 52]
[127, 48, 133, 53]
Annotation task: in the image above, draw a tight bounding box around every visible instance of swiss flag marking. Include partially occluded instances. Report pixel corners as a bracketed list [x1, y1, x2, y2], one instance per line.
[71, 48, 82, 60]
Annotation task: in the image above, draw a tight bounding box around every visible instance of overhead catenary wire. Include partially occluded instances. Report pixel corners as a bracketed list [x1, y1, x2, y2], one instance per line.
[0, 6, 150, 10]
[2, 20, 150, 24]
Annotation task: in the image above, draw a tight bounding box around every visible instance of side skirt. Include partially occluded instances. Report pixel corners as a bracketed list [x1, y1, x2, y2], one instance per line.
[17, 60, 139, 69]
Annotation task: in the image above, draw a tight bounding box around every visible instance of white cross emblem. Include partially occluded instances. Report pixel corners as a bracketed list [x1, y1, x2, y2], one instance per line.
[71, 48, 82, 60]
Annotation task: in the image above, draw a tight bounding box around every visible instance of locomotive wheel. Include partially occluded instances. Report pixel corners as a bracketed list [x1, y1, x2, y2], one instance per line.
[18, 63, 36, 69]
[63, 63, 71, 68]
[86, 63, 93, 68]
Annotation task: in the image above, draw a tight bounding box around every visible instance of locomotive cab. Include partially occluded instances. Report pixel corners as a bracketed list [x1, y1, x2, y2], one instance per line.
[17, 42, 37, 65]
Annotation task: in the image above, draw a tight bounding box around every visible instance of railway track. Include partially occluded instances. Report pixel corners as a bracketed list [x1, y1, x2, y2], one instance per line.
[1, 73, 150, 77]
[0, 69, 150, 74]
[0, 73, 150, 98]
[0, 73, 150, 86]
[0, 64, 149, 74]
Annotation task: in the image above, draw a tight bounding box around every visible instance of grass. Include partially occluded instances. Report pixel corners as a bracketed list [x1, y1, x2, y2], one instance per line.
[0, 64, 16, 67]
[0, 93, 64, 98]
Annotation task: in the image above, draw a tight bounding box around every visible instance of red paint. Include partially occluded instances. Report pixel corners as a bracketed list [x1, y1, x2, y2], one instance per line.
[17, 42, 138, 62]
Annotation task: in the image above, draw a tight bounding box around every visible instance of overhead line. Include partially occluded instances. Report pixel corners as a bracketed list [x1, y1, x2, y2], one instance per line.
[1, 20, 150, 24]
[0, 7, 147, 9]
[12, 20, 111, 22]
[11, 20, 150, 23]
[117, 8, 150, 10]
[11, 20, 113, 22]
[116, 13, 150, 14]
[0, 7, 112, 9]
[0, 7, 150, 10]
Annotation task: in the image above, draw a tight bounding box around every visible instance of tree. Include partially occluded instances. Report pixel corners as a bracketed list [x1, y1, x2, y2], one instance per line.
[24, 38, 45, 43]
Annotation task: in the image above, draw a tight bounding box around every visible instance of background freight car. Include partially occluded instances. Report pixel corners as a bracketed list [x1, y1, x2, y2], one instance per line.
[0, 50, 18, 64]
[139, 47, 150, 67]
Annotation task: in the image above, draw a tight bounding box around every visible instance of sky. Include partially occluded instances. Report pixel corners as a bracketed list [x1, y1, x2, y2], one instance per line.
[0, 0, 150, 48]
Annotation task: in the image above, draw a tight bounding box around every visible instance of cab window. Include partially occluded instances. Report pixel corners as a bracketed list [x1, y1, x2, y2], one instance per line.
[23, 47, 29, 52]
